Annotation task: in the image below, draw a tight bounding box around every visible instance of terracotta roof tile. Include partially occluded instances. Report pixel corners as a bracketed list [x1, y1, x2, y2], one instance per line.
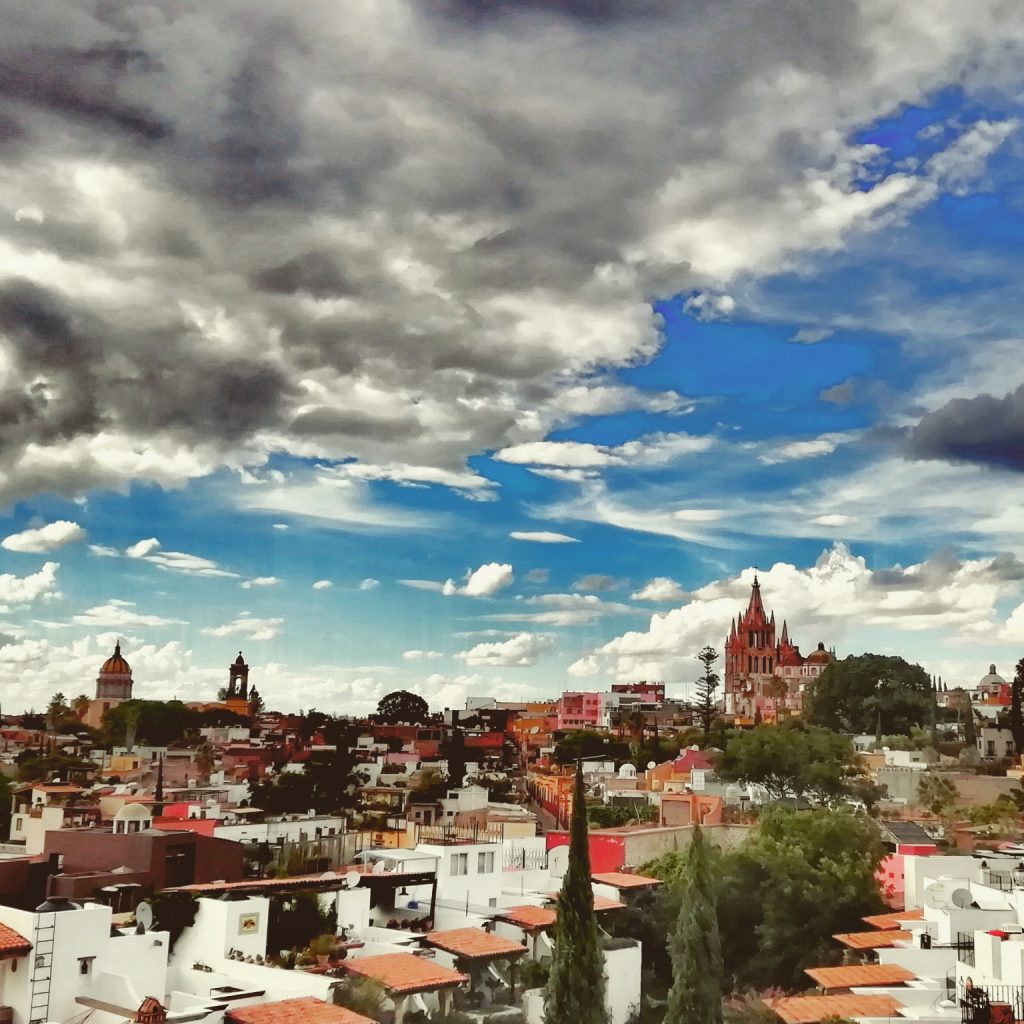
[496, 905, 556, 930]
[0, 923, 31, 957]
[545, 893, 627, 912]
[592, 872, 662, 890]
[341, 952, 468, 994]
[862, 909, 924, 930]
[764, 994, 903, 1024]
[425, 928, 527, 960]
[833, 929, 911, 950]
[804, 964, 915, 989]
[226, 998, 373, 1024]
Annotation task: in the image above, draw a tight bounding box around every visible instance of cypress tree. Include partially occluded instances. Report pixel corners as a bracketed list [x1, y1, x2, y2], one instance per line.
[545, 763, 606, 1024]
[664, 824, 723, 1024]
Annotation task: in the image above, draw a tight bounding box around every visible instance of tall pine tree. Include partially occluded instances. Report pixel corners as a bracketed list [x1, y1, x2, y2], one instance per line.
[545, 763, 606, 1024]
[692, 646, 721, 746]
[664, 824, 723, 1024]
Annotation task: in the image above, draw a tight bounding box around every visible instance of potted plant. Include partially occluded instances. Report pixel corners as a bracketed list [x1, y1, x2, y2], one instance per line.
[309, 933, 336, 967]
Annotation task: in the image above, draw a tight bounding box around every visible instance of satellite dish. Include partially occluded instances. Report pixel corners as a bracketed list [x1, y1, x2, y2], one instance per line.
[372, 860, 386, 875]
[952, 888, 973, 909]
[923, 881, 953, 909]
[548, 847, 570, 879]
[646, 761, 656, 770]
[135, 902, 154, 932]
[345, 870, 362, 890]
[320, 871, 337, 880]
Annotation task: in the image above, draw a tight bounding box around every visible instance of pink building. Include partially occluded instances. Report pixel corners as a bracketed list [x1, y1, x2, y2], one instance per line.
[556, 691, 602, 730]
[612, 682, 666, 702]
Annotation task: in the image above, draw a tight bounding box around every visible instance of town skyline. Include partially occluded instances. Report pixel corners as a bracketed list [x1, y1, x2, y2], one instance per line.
[4, 3, 1024, 712]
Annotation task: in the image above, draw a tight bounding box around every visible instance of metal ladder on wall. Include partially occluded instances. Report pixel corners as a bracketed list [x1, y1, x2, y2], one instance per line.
[28, 911, 55, 1024]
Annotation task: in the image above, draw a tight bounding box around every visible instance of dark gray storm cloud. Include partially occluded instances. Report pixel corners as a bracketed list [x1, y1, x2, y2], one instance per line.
[0, 0, 1019, 505]
[910, 384, 1024, 471]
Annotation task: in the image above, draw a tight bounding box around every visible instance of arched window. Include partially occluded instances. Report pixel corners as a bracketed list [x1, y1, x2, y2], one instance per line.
[768, 657, 773, 673]
[747, 656, 752, 673]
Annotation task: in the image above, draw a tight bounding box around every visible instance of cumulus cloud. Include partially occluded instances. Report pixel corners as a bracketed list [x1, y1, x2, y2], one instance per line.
[72, 599, 184, 629]
[632, 577, 687, 602]
[241, 576, 281, 589]
[442, 563, 514, 598]
[0, 561, 60, 611]
[456, 632, 554, 667]
[357, 578, 378, 590]
[403, 649, 444, 661]
[571, 543, 1024, 682]
[201, 616, 284, 641]
[313, 579, 334, 590]
[2, 520, 85, 553]
[573, 574, 618, 593]
[494, 432, 713, 469]
[510, 530, 579, 543]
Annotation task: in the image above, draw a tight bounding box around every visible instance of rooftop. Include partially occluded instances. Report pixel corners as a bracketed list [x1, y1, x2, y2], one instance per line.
[425, 928, 528, 960]
[495, 905, 556, 931]
[340, 952, 468, 994]
[862, 908, 924, 930]
[225, 998, 374, 1024]
[764, 994, 903, 1024]
[0, 923, 31, 958]
[833, 929, 911, 950]
[592, 872, 662, 890]
[804, 963, 916, 990]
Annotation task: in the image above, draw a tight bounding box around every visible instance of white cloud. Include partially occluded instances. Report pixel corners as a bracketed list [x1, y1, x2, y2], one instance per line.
[72, 600, 184, 629]
[2, 521, 85, 553]
[790, 327, 833, 344]
[488, 592, 635, 626]
[759, 432, 857, 465]
[0, 561, 60, 611]
[441, 563, 515, 599]
[88, 544, 119, 557]
[241, 576, 281, 589]
[399, 579, 446, 592]
[124, 537, 237, 577]
[201, 616, 285, 641]
[495, 431, 713, 469]
[632, 578, 687, 602]
[683, 292, 736, 320]
[509, 530, 579, 544]
[456, 632, 554, 667]
[272, 523, 289, 531]
[403, 649, 444, 661]
[357, 578, 379, 591]
[312, 579, 334, 590]
[571, 544, 1024, 683]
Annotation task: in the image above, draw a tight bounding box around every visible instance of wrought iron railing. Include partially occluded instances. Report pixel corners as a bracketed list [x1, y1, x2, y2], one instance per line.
[957, 980, 1024, 1024]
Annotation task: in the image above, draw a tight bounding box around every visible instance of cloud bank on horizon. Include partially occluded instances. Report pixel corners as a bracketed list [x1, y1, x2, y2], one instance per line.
[1, 0, 1024, 713]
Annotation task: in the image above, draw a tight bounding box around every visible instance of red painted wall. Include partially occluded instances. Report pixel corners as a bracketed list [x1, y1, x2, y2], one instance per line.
[545, 831, 625, 873]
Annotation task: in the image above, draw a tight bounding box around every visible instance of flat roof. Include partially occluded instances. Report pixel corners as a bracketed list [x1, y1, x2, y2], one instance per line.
[340, 952, 468, 994]
[804, 964, 915, 990]
[425, 928, 528, 961]
[764, 994, 902, 1023]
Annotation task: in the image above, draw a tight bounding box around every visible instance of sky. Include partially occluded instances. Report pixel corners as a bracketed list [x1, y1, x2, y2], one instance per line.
[2, 1, 1024, 715]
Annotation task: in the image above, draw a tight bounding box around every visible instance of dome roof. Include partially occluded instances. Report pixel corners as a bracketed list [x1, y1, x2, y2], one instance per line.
[233, 651, 247, 666]
[100, 642, 132, 676]
[979, 663, 1006, 686]
[114, 802, 153, 821]
[805, 642, 832, 664]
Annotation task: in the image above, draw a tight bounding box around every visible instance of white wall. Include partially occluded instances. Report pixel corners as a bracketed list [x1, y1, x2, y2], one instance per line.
[604, 943, 641, 1024]
[417, 842, 503, 915]
[173, 897, 271, 965]
[904, 856, 984, 910]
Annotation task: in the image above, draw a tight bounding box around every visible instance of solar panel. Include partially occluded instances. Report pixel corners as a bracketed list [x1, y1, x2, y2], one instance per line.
[878, 820, 933, 846]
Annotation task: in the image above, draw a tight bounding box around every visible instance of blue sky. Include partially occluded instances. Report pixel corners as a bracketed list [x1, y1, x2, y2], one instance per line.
[2, 2, 1024, 713]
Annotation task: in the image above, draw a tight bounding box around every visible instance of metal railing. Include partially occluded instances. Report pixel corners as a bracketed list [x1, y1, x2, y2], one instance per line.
[957, 980, 1024, 1024]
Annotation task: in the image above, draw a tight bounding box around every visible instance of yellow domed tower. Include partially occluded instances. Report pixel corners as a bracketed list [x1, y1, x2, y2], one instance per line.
[224, 651, 251, 718]
[85, 642, 134, 729]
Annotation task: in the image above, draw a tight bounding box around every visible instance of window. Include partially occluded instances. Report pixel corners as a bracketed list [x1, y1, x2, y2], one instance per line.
[477, 851, 495, 874]
[78, 957, 94, 977]
[13, 817, 22, 832]
[450, 852, 468, 876]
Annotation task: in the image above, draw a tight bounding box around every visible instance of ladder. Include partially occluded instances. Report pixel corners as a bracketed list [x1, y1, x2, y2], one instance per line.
[29, 911, 55, 1024]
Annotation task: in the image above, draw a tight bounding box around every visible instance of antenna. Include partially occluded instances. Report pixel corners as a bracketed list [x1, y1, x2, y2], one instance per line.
[135, 902, 154, 932]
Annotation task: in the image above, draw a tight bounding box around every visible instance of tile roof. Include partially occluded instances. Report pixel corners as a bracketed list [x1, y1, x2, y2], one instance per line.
[862, 908, 924, 930]
[764, 994, 903, 1024]
[0, 923, 31, 957]
[341, 952, 469, 994]
[225, 998, 374, 1024]
[833, 929, 911, 950]
[496, 905, 557, 930]
[544, 893, 627, 912]
[425, 928, 528, 960]
[804, 964, 916, 989]
[592, 872, 662, 890]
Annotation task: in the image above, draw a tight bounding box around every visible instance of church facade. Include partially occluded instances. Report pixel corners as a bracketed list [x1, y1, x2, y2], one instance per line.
[723, 577, 835, 723]
[83, 642, 134, 729]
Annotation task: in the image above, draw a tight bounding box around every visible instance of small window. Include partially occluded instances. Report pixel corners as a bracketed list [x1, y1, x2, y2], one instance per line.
[79, 957, 94, 976]
[450, 853, 468, 876]
[477, 851, 495, 874]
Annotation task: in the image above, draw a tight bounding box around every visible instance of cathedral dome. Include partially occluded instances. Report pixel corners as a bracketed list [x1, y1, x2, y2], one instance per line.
[979, 664, 1006, 686]
[805, 642, 831, 665]
[100, 642, 132, 676]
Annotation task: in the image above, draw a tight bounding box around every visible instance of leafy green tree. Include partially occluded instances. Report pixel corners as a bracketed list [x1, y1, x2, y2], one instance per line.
[545, 764, 606, 1024]
[805, 654, 934, 735]
[195, 742, 217, 780]
[440, 727, 468, 787]
[960, 692, 978, 748]
[692, 646, 721, 747]
[553, 730, 629, 766]
[587, 803, 657, 827]
[150, 891, 199, 950]
[375, 690, 430, 724]
[664, 824, 723, 1024]
[917, 773, 958, 815]
[717, 723, 860, 804]
[1011, 659, 1024, 755]
[103, 700, 205, 746]
[17, 752, 95, 783]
